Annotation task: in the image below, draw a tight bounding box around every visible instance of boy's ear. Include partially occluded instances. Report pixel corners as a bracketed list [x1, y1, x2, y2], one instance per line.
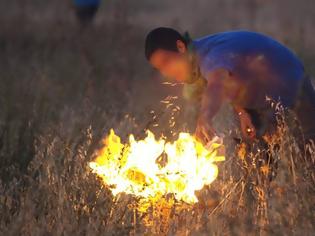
[176, 40, 187, 53]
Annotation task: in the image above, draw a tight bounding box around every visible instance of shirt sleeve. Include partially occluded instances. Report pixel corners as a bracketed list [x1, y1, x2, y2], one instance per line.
[199, 46, 239, 77]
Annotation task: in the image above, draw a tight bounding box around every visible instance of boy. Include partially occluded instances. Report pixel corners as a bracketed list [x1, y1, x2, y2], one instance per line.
[144, 27, 315, 145]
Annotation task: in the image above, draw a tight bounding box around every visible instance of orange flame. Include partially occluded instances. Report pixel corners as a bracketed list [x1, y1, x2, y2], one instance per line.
[89, 129, 224, 206]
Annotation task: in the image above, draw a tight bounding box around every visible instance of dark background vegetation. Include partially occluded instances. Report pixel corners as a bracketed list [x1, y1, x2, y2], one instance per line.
[0, 0, 314, 235]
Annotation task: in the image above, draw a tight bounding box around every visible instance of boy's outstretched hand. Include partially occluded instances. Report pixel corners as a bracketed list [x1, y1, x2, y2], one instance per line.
[236, 108, 256, 140]
[194, 117, 215, 145]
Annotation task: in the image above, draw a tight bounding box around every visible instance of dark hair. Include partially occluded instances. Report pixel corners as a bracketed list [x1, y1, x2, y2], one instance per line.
[144, 27, 187, 60]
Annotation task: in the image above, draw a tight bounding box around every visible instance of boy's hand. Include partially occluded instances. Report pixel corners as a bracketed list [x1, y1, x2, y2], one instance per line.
[238, 109, 256, 140]
[194, 118, 214, 145]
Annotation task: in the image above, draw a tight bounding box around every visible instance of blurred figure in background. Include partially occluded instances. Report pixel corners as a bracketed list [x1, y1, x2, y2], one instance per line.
[73, 0, 101, 27]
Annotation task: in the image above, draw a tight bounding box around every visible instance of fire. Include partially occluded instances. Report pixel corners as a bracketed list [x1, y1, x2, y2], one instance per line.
[89, 129, 224, 206]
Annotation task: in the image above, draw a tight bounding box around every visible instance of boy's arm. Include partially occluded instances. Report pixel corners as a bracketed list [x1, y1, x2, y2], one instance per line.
[194, 69, 226, 144]
[194, 68, 257, 143]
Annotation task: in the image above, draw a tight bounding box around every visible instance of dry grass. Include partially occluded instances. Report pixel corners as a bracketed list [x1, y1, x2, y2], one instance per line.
[0, 3, 315, 235]
[0, 94, 314, 235]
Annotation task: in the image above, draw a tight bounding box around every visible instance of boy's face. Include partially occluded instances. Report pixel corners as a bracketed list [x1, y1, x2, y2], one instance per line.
[149, 40, 191, 83]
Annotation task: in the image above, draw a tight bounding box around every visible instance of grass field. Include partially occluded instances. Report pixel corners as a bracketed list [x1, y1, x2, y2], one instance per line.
[0, 1, 315, 235]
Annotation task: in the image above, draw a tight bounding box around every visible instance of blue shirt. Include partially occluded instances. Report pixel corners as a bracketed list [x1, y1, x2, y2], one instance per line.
[192, 31, 304, 111]
[74, 0, 100, 7]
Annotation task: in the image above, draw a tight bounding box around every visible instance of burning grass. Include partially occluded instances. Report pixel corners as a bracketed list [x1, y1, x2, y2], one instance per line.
[89, 129, 224, 210]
